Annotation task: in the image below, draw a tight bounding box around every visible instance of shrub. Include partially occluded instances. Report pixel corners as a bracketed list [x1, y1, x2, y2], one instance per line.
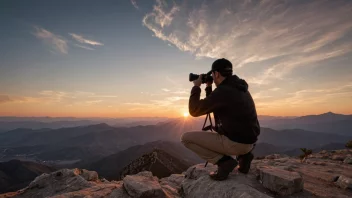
[346, 140, 352, 149]
[299, 148, 312, 163]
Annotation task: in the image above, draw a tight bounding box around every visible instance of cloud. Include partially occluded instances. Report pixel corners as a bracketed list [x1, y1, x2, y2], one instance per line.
[254, 83, 352, 111]
[269, 88, 281, 91]
[162, 88, 170, 92]
[142, 0, 352, 84]
[74, 44, 95, 50]
[33, 26, 68, 54]
[0, 94, 41, 104]
[69, 33, 104, 46]
[131, 0, 139, 9]
[0, 95, 12, 104]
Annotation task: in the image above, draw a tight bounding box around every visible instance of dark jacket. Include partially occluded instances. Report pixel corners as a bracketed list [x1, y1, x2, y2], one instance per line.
[189, 75, 260, 144]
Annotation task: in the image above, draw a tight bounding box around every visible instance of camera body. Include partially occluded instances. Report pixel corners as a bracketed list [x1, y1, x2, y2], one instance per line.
[189, 72, 213, 84]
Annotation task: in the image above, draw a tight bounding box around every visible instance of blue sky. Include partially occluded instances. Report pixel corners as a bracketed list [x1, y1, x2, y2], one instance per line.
[0, 0, 352, 117]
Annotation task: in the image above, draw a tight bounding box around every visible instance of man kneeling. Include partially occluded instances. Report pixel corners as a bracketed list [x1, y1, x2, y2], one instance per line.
[181, 58, 260, 181]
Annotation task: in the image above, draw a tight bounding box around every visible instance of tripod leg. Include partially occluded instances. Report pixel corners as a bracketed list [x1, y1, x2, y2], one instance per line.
[202, 113, 209, 131]
[203, 113, 212, 167]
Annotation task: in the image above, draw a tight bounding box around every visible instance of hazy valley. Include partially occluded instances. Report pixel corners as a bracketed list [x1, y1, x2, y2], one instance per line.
[0, 112, 351, 194]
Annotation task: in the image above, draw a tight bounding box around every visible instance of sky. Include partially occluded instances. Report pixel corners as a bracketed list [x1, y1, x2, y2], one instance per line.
[0, 0, 351, 118]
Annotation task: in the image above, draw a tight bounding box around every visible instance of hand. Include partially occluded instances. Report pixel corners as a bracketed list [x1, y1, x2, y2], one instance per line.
[193, 74, 203, 87]
[206, 82, 212, 87]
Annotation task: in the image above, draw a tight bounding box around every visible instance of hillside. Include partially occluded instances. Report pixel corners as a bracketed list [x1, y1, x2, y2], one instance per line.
[0, 160, 56, 193]
[84, 141, 201, 180]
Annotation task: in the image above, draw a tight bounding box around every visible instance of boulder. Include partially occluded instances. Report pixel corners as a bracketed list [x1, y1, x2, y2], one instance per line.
[184, 164, 217, 179]
[16, 169, 94, 198]
[123, 171, 166, 198]
[160, 174, 185, 198]
[344, 157, 352, 164]
[320, 150, 328, 154]
[335, 175, 352, 190]
[74, 169, 99, 181]
[258, 166, 303, 196]
[332, 155, 345, 161]
[265, 154, 287, 160]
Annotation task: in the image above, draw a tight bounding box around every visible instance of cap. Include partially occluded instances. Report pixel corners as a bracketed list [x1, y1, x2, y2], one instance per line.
[210, 58, 232, 73]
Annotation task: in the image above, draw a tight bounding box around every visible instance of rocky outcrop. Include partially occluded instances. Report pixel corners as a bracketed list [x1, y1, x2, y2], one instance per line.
[335, 176, 352, 190]
[1, 149, 352, 198]
[258, 166, 303, 196]
[123, 172, 166, 198]
[119, 149, 190, 179]
[181, 164, 272, 198]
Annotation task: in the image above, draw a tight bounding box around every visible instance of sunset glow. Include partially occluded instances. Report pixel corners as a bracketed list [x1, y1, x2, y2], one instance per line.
[1, 0, 352, 118]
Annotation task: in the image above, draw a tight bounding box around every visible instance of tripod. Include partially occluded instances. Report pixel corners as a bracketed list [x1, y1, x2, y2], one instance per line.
[201, 112, 214, 167]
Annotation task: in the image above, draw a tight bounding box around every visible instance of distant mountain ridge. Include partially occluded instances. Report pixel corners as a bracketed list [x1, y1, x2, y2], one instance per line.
[1, 116, 350, 165]
[260, 112, 352, 136]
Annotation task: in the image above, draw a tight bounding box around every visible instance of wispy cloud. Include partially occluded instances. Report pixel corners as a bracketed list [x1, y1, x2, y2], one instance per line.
[269, 88, 281, 92]
[74, 44, 95, 50]
[162, 88, 170, 92]
[69, 33, 104, 46]
[131, 0, 139, 9]
[0, 95, 12, 104]
[142, 0, 352, 84]
[0, 94, 41, 104]
[254, 83, 352, 112]
[33, 26, 68, 54]
[0, 91, 118, 107]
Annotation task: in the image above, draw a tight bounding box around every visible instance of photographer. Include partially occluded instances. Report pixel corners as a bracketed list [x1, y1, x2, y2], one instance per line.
[181, 58, 260, 181]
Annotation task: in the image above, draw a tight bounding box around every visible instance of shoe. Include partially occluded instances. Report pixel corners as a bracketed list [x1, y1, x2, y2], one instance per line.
[209, 156, 238, 181]
[237, 152, 254, 174]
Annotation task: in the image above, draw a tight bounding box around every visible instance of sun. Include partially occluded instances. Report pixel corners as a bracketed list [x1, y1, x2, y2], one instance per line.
[183, 112, 189, 118]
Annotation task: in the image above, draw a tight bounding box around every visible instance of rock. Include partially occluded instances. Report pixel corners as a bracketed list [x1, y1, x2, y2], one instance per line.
[321, 150, 327, 154]
[50, 183, 125, 198]
[109, 185, 131, 198]
[258, 166, 303, 196]
[184, 163, 217, 179]
[331, 176, 340, 182]
[76, 169, 99, 181]
[17, 169, 93, 198]
[123, 171, 166, 198]
[344, 157, 352, 164]
[335, 175, 352, 190]
[276, 166, 294, 171]
[332, 155, 345, 161]
[181, 164, 272, 198]
[265, 154, 287, 160]
[312, 161, 326, 166]
[160, 174, 184, 190]
[160, 174, 185, 198]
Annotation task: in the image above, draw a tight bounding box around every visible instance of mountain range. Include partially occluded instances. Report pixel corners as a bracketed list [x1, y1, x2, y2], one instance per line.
[1, 113, 350, 165]
[260, 112, 352, 136]
[0, 112, 351, 193]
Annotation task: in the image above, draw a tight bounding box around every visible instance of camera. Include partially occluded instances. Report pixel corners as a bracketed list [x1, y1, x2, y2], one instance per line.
[189, 71, 213, 84]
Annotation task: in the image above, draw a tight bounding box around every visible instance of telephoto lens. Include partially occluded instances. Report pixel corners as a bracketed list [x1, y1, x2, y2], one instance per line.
[189, 73, 200, 82]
